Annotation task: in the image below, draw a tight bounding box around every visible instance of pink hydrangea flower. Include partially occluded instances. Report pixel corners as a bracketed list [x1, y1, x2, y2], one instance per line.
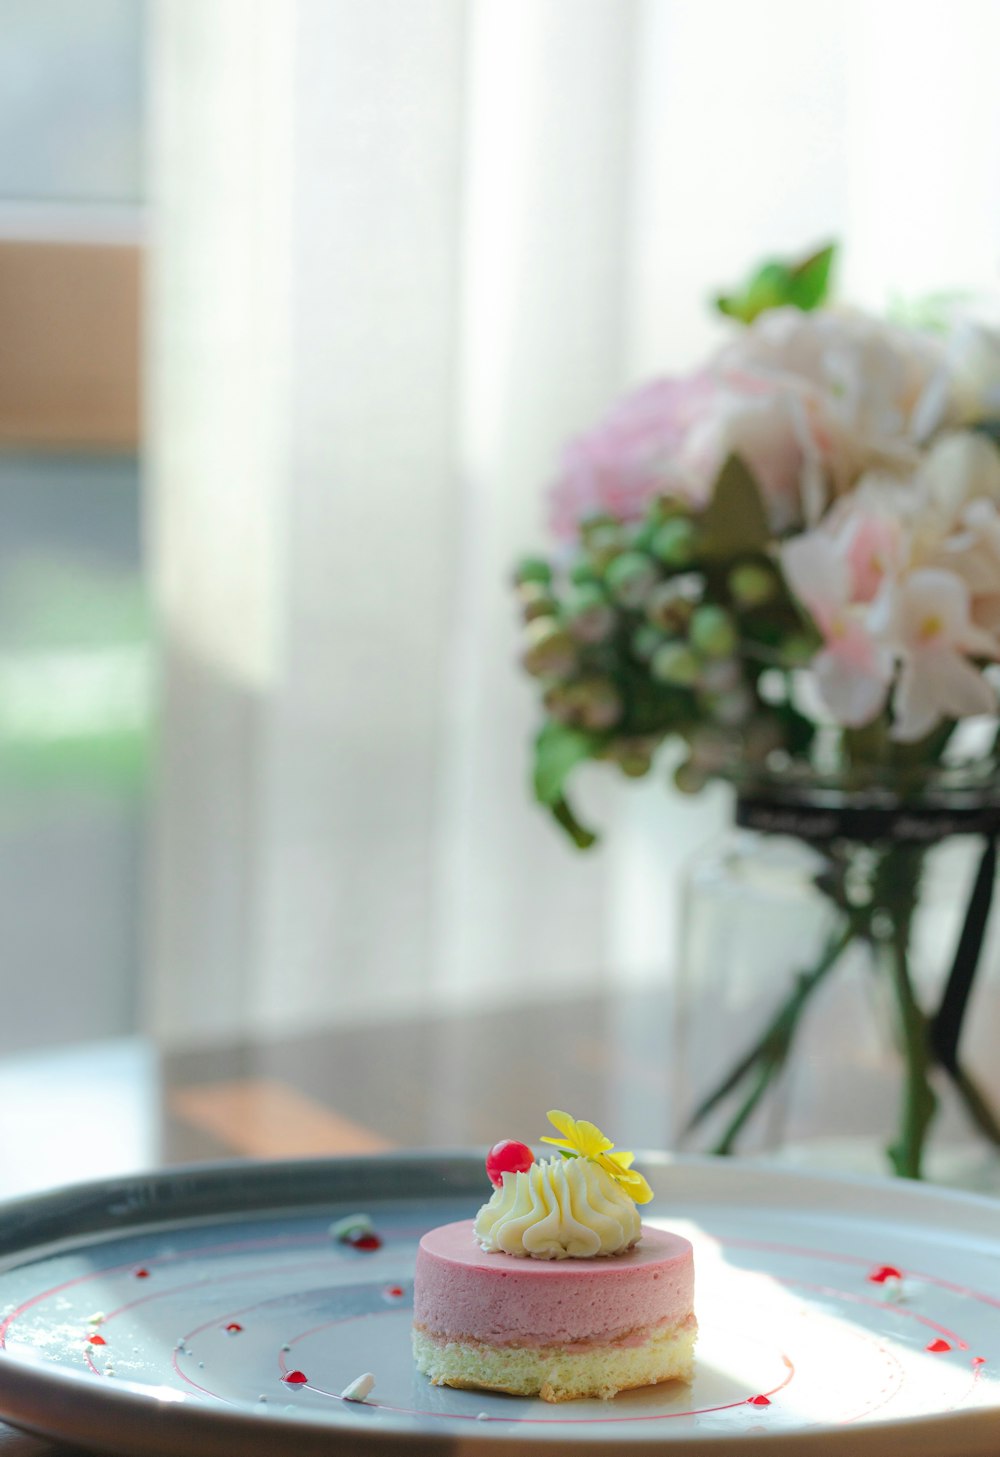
[548, 305, 943, 543]
[548, 367, 840, 540]
[548, 374, 715, 540]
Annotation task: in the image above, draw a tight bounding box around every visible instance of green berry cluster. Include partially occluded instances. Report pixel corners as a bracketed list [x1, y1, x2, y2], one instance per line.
[514, 479, 820, 840]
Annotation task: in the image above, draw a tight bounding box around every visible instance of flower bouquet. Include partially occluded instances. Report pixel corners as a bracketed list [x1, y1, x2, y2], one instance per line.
[514, 244, 1000, 1178]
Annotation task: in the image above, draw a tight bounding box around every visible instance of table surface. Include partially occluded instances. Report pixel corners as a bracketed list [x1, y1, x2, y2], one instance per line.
[2, 986, 998, 1456]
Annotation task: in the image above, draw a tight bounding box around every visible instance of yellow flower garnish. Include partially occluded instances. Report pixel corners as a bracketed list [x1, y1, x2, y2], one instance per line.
[540, 1110, 653, 1204]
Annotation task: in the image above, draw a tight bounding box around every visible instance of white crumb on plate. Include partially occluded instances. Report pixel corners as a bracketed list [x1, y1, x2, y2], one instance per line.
[328, 1213, 373, 1241]
[340, 1372, 375, 1402]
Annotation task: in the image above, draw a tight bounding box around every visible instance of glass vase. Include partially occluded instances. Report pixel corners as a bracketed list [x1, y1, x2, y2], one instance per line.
[674, 783, 1000, 1190]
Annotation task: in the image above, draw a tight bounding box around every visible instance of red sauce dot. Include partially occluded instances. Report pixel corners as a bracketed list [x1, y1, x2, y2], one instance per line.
[926, 1339, 951, 1353]
[384, 1285, 404, 1298]
[349, 1232, 382, 1250]
[134, 1268, 150, 1279]
[283, 1370, 308, 1385]
[867, 1264, 903, 1284]
[747, 1394, 771, 1406]
[972, 1356, 987, 1367]
[87, 1334, 107, 1345]
[225, 1322, 243, 1334]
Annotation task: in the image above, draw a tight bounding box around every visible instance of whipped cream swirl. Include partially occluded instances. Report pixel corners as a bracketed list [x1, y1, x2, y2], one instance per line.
[473, 1156, 642, 1259]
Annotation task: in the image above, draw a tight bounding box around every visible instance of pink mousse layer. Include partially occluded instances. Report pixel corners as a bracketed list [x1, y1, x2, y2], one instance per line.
[414, 1220, 694, 1347]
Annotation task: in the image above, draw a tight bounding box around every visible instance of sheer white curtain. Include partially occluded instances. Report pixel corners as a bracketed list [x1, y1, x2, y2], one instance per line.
[146, 0, 1000, 1043]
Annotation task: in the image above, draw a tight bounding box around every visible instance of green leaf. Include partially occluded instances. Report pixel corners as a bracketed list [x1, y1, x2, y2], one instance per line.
[533, 721, 600, 805]
[532, 721, 601, 849]
[551, 796, 598, 849]
[715, 242, 837, 323]
[786, 243, 837, 312]
[699, 455, 771, 559]
[716, 263, 790, 325]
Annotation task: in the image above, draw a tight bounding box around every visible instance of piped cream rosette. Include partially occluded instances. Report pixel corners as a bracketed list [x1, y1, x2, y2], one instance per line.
[474, 1112, 654, 1259]
[474, 1154, 642, 1258]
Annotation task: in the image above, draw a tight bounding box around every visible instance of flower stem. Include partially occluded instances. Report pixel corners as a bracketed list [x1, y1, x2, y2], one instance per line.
[945, 1063, 1000, 1149]
[686, 918, 857, 1153]
[714, 1054, 785, 1156]
[885, 914, 938, 1180]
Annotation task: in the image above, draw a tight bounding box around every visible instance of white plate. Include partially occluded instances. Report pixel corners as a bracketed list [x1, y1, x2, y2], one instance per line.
[0, 1154, 997, 1454]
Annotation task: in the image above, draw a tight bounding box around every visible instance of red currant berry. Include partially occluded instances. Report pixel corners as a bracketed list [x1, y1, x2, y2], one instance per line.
[485, 1139, 534, 1188]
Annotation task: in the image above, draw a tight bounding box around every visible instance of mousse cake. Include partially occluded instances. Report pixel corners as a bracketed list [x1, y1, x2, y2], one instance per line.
[412, 1111, 696, 1402]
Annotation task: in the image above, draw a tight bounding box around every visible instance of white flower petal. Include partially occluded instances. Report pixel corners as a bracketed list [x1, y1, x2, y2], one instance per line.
[786, 391, 830, 527]
[911, 365, 954, 443]
[892, 647, 997, 742]
[926, 647, 998, 718]
[814, 651, 890, 728]
[781, 533, 848, 618]
[934, 536, 999, 596]
[895, 568, 974, 647]
[942, 320, 1000, 425]
[920, 431, 1000, 518]
[891, 659, 944, 743]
